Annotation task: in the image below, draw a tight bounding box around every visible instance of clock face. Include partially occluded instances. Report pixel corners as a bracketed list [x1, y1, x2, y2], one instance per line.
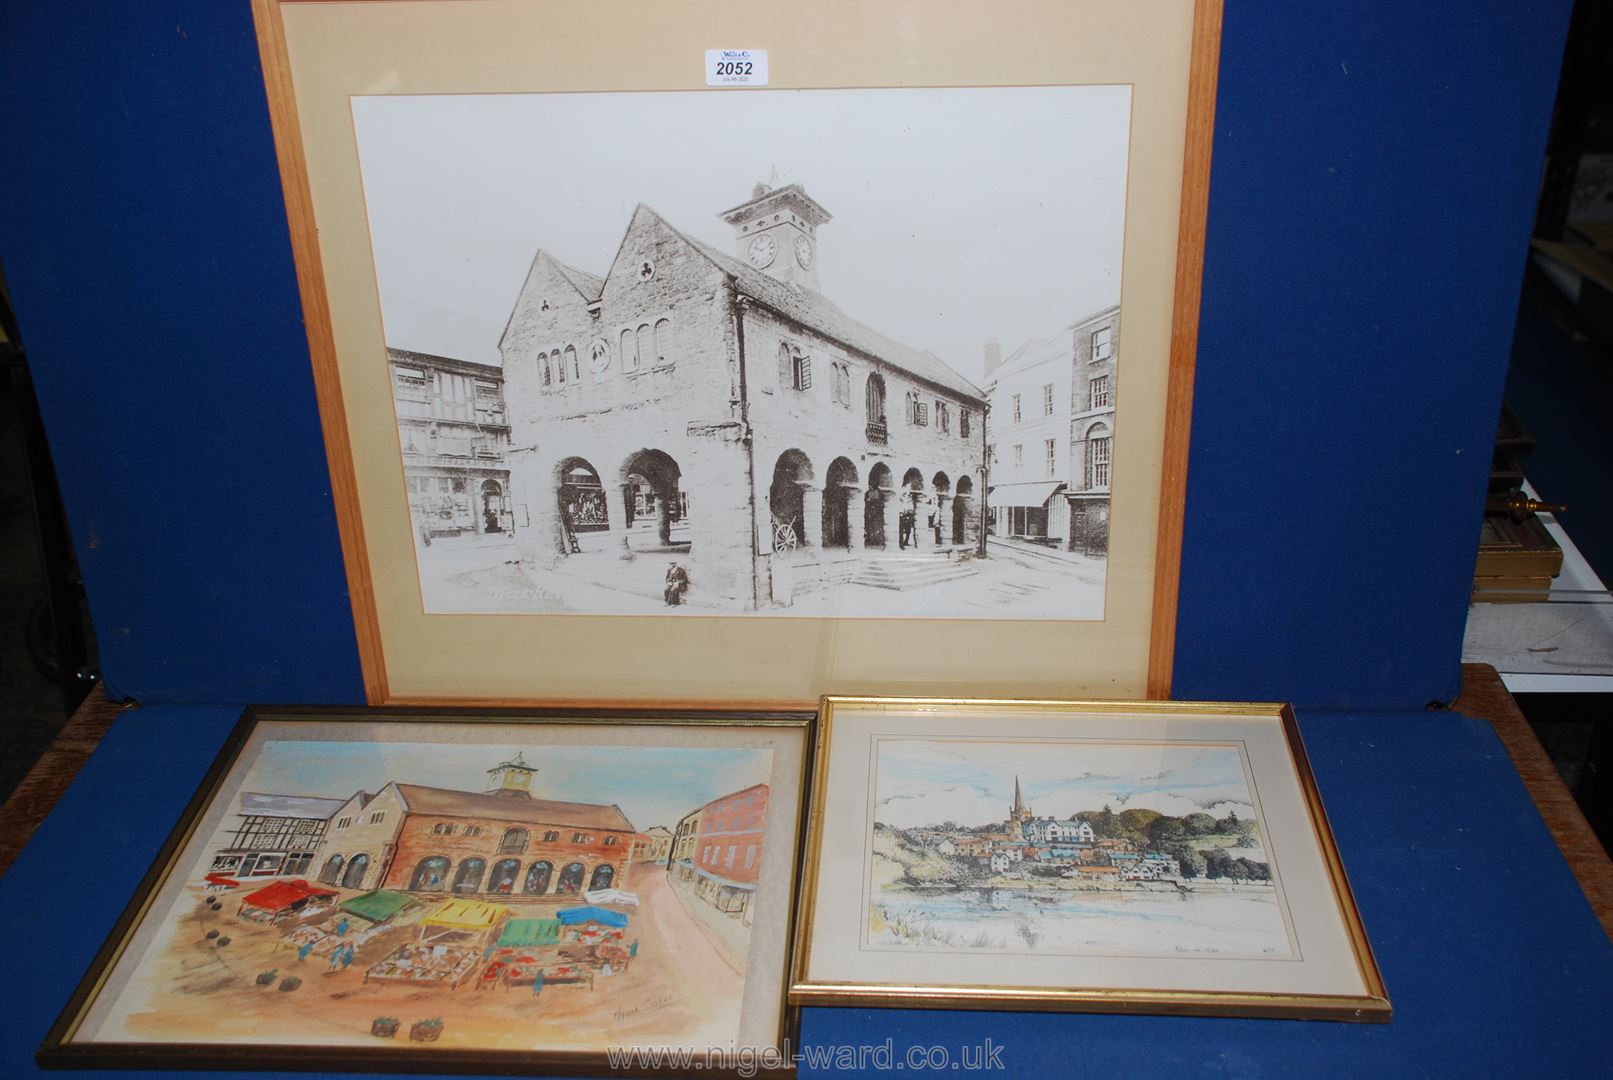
[795, 236, 813, 269]
[588, 339, 610, 373]
[747, 234, 777, 269]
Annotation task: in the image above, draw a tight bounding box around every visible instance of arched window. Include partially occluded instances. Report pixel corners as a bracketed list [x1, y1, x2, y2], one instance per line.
[318, 854, 344, 886]
[524, 860, 553, 894]
[791, 351, 811, 391]
[555, 347, 568, 385]
[866, 374, 887, 437]
[777, 341, 792, 387]
[543, 830, 559, 843]
[1085, 423, 1112, 489]
[341, 854, 369, 890]
[499, 827, 529, 854]
[408, 855, 450, 892]
[538, 351, 552, 387]
[654, 318, 674, 366]
[831, 362, 851, 406]
[452, 857, 486, 893]
[564, 345, 579, 382]
[636, 324, 654, 371]
[488, 858, 521, 894]
[589, 864, 616, 891]
[620, 328, 638, 372]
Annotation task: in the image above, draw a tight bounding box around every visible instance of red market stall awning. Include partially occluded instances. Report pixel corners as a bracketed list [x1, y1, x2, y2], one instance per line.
[239, 879, 337, 913]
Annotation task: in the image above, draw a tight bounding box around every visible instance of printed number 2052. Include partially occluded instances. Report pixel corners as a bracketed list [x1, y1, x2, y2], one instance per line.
[714, 61, 754, 76]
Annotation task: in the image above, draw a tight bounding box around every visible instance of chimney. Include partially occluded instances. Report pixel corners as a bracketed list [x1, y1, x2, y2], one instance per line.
[983, 340, 1003, 378]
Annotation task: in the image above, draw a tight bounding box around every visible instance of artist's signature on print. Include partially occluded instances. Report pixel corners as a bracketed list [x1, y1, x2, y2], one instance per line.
[613, 993, 679, 1022]
[489, 586, 565, 604]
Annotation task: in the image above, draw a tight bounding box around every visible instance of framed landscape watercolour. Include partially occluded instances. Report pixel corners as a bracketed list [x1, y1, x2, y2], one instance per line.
[253, 0, 1222, 704]
[791, 698, 1390, 1021]
[40, 708, 811, 1074]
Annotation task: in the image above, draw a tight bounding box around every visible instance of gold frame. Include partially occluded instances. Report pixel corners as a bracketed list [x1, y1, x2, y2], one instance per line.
[788, 697, 1391, 1022]
[248, 0, 1223, 707]
[39, 706, 816, 1075]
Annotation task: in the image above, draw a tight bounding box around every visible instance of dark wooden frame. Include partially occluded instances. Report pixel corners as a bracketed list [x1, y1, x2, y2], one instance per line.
[37, 705, 814, 1076]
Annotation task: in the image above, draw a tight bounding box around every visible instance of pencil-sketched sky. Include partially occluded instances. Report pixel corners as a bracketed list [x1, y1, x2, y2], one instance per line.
[873, 739, 1255, 829]
[352, 85, 1131, 384]
[240, 740, 772, 834]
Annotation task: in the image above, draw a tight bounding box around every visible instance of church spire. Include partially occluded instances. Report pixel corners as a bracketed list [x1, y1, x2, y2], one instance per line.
[1008, 775, 1033, 832]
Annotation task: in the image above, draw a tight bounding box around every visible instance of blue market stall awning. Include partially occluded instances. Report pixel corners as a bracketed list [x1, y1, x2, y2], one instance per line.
[987, 480, 1065, 508]
[555, 905, 629, 929]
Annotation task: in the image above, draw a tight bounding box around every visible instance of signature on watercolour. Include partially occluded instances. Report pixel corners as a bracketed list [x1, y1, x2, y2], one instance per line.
[866, 739, 1294, 959]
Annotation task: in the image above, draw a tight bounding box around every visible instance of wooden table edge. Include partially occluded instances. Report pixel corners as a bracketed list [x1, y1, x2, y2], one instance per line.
[0, 686, 128, 876]
[1453, 662, 1613, 942]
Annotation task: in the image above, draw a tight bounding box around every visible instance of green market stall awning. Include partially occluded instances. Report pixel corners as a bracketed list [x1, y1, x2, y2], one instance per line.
[496, 918, 562, 948]
[338, 889, 416, 926]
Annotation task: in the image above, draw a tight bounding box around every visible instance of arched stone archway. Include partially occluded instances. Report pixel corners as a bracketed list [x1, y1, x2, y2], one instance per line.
[452, 857, 487, 894]
[823, 457, 859, 549]
[524, 860, 553, 895]
[954, 475, 976, 546]
[555, 456, 608, 554]
[899, 468, 925, 549]
[408, 855, 450, 892]
[930, 473, 951, 546]
[620, 448, 687, 551]
[480, 478, 506, 534]
[341, 853, 369, 890]
[318, 854, 344, 887]
[488, 858, 521, 895]
[556, 861, 587, 895]
[866, 462, 893, 548]
[768, 450, 816, 551]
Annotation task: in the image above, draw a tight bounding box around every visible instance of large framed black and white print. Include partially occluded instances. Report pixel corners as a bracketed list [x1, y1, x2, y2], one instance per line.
[253, 0, 1222, 705]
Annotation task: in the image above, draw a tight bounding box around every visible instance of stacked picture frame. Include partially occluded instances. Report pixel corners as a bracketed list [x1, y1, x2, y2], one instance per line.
[40, 699, 1386, 1074]
[38, 0, 1391, 1074]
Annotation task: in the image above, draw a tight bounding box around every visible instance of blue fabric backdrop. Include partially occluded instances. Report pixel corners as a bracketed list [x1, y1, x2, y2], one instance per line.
[4, 6, 1612, 1077]
[0, 2, 1575, 704]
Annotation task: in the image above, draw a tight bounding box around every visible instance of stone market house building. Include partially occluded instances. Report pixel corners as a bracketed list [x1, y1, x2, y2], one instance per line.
[209, 792, 346, 879]
[312, 753, 636, 899]
[388, 348, 514, 542]
[499, 182, 988, 609]
[1065, 305, 1119, 555]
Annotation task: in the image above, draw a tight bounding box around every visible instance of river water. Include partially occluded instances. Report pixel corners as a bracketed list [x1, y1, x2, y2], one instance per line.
[870, 885, 1293, 958]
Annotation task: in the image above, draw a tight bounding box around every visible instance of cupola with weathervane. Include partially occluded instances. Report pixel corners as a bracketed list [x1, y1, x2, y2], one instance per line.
[719, 180, 831, 292]
[485, 752, 535, 799]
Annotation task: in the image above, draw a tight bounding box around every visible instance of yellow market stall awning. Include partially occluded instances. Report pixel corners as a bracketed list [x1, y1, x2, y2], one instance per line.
[421, 899, 508, 930]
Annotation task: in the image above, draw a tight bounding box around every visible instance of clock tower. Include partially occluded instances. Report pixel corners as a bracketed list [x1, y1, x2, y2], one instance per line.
[485, 752, 535, 799]
[719, 182, 832, 292]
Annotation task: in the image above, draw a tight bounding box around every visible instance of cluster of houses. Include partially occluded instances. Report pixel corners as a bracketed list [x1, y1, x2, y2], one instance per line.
[919, 778, 1181, 883]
